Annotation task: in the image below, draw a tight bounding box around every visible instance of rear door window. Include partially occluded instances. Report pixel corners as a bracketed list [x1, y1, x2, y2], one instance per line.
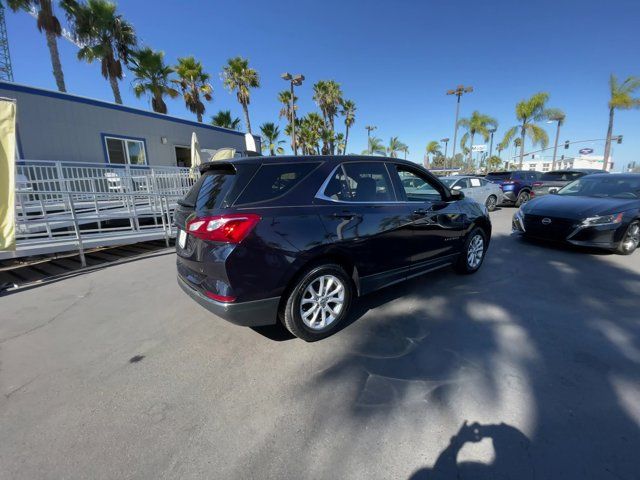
[235, 162, 318, 205]
[322, 162, 394, 202]
[469, 178, 482, 187]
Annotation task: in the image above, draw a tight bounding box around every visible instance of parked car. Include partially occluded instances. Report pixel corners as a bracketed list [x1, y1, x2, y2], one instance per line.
[485, 170, 542, 206]
[513, 173, 640, 254]
[175, 156, 492, 341]
[439, 176, 504, 211]
[532, 169, 607, 197]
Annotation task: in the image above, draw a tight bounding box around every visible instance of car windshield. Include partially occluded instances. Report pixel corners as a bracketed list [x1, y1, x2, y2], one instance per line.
[558, 176, 640, 199]
[439, 178, 456, 187]
[541, 171, 583, 181]
[486, 172, 511, 180]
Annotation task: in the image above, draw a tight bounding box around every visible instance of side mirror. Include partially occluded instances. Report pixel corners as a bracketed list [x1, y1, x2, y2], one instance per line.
[549, 188, 558, 195]
[450, 189, 465, 200]
[452, 185, 463, 190]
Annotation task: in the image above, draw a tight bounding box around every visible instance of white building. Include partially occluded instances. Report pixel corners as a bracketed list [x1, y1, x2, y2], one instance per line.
[506, 154, 613, 172]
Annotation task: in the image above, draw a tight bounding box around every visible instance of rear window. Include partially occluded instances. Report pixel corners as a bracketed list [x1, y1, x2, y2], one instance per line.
[486, 172, 512, 180]
[180, 164, 258, 210]
[235, 162, 318, 205]
[541, 171, 583, 181]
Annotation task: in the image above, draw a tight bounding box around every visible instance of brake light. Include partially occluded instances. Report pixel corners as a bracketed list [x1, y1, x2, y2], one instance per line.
[533, 182, 543, 187]
[502, 180, 516, 185]
[186, 214, 260, 243]
[205, 291, 236, 303]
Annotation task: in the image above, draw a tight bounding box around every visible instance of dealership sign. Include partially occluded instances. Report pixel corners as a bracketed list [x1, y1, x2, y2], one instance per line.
[472, 144, 487, 152]
[579, 148, 594, 155]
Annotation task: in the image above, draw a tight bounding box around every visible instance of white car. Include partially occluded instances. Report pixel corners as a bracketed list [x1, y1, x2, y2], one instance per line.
[439, 176, 504, 211]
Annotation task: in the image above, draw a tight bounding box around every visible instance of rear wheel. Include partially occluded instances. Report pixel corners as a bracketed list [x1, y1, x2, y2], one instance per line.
[485, 195, 497, 212]
[616, 221, 640, 255]
[454, 227, 488, 274]
[280, 264, 353, 341]
[515, 190, 530, 207]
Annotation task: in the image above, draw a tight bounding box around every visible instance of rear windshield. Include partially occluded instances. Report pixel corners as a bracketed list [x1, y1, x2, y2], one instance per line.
[540, 171, 583, 181]
[234, 162, 319, 205]
[179, 164, 257, 210]
[486, 172, 512, 180]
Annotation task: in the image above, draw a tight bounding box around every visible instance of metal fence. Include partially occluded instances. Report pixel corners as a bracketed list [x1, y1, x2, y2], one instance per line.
[3, 160, 198, 263]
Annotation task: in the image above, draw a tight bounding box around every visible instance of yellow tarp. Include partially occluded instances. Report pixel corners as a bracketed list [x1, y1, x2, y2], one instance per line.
[0, 99, 16, 251]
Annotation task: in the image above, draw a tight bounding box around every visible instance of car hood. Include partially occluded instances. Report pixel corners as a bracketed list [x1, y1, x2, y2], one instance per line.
[523, 194, 638, 219]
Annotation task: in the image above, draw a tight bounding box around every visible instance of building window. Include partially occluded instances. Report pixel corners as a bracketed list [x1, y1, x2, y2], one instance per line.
[103, 135, 147, 165]
[542, 163, 551, 172]
[528, 163, 537, 170]
[175, 146, 191, 167]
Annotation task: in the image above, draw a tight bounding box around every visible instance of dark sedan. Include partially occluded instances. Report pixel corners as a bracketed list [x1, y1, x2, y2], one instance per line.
[531, 169, 606, 197]
[513, 173, 640, 254]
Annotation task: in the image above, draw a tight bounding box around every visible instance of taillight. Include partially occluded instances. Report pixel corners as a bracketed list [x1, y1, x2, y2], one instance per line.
[205, 292, 236, 303]
[186, 214, 260, 243]
[533, 182, 543, 187]
[502, 180, 516, 185]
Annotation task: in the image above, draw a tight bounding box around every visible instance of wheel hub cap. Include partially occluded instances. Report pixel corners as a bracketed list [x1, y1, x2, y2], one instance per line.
[300, 275, 345, 330]
[467, 235, 484, 268]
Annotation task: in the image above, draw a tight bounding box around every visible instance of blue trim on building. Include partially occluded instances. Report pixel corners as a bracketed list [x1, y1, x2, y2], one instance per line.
[0, 81, 259, 141]
[101, 133, 150, 165]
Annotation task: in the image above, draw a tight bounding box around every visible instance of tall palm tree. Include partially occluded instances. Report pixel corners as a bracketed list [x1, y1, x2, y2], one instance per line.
[458, 111, 497, 168]
[501, 92, 550, 169]
[603, 75, 640, 171]
[221, 56, 260, 134]
[400, 145, 409, 160]
[425, 140, 441, 167]
[340, 99, 356, 155]
[260, 122, 285, 155]
[128, 47, 177, 114]
[386, 137, 407, 158]
[313, 80, 343, 153]
[335, 132, 346, 155]
[298, 113, 324, 155]
[64, 0, 136, 104]
[173, 56, 213, 122]
[545, 108, 566, 170]
[8, 0, 66, 91]
[211, 110, 241, 130]
[362, 136, 385, 155]
[278, 90, 297, 151]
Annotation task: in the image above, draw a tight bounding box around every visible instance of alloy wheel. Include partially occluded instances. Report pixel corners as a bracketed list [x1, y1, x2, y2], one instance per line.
[622, 223, 640, 253]
[300, 275, 345, 330]
[486, 196, 497, 211]
[467, 234, 484, 269]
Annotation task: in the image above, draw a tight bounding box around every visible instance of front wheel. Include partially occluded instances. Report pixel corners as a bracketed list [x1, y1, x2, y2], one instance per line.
[616, 221, 640, 255]
[454, 227, 488, 274]
[485, 195, 498, 212]
[515, 190, 530, 207]
[280, 264, 354, 341]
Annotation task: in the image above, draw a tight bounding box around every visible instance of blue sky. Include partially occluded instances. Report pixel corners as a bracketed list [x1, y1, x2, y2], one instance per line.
[5, 0, 640, 169]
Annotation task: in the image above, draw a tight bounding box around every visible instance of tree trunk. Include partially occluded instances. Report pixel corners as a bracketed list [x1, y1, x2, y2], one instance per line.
[344, 125, 350, 155]
[602, 107, 615, 171]
[469, 133, 475, 170]
[519, 124, 526, 170]
[45, 30, 66, 92]
[109, 75, 123, 104]
[551, 120, 561, 170]
[242, 102, 252, 134]
[329, 116, 335, 154]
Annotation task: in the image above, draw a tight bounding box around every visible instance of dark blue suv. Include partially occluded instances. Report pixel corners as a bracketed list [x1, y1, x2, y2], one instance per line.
[485, 170, 542, 206]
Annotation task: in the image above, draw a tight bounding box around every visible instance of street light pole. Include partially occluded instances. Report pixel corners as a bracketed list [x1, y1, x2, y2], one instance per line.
[365, 125, 377, 154]
[446, 85, 473, 169]
[488, 127, 496, 158]
[281, 73, 305, 155]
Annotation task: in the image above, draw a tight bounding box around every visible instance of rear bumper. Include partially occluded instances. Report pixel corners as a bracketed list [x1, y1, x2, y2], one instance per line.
[177, 275, 279, 327]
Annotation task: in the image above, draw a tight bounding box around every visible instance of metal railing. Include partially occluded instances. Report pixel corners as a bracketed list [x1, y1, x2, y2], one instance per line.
[3, 160, 198, 263]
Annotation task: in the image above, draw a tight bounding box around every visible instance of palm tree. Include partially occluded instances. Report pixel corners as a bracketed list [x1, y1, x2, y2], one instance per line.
[221, 56, 260, 134]
[501, 92, 550, 169]
[313, 80, 343, 153]
[487, 155, 502, 172]
[458, 111, 498, 168]
[278, 90, 297, 151]
[260, 122, 285, 155]
[128, 47, 177, 114]
[173, 56, 213, 122]
[603, 75, 640, 171]
[211, 110, 241, 130]
[425, 140, 441, 167]
[386, 137, 407, 158]
[340, 99, 356, 155]
[400, 145, 409, 160]
[362, 136, 385, 156]
[8, 0, 66, 91]
[545, 108, 566, 170]
[335, 133, 346, 155]
[298, 113, 324, 155]
[64, 0, 136, 104]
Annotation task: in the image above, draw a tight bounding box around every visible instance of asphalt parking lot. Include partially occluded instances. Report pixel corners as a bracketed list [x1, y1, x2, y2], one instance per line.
[1, 207, 639, 479]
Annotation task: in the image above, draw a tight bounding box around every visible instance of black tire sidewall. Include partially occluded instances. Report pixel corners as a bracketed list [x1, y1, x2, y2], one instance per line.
[282, 264, 353, 341]
[516, 190, 530, 207]
[486, 195, 497, 211]
[455, 227, 488, 274]
[617, 221, 640, 255]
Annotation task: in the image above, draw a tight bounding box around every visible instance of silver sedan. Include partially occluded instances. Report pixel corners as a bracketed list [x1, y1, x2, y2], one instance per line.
[440, 176, 504, 211]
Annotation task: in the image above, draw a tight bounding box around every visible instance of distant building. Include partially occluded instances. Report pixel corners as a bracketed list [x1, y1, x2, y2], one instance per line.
[0, 81, 260, 167]
[506, 154, 613, 172]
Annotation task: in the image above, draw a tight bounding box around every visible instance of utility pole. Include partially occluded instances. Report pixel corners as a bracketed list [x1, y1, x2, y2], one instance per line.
[365, 125, 376, 154]
[446, 85, 473, 169]
[281, 73, 304, 155]
[0, 4, 13, 81]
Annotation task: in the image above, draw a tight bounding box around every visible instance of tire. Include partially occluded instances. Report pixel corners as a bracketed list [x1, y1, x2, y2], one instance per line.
[280, 264, 354, 341]
[454, 227, 488, 274]
[616, 221, 640, 255]
[515, 190, 530, 207]
[485, 195, 497, 212]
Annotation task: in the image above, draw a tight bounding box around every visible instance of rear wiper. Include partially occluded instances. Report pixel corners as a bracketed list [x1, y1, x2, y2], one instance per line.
[177, 198, 194, 207]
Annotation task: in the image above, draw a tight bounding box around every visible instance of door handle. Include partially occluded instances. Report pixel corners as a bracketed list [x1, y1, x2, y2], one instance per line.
[331, 211, 361, 219]
[413, 208, 430, 216]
